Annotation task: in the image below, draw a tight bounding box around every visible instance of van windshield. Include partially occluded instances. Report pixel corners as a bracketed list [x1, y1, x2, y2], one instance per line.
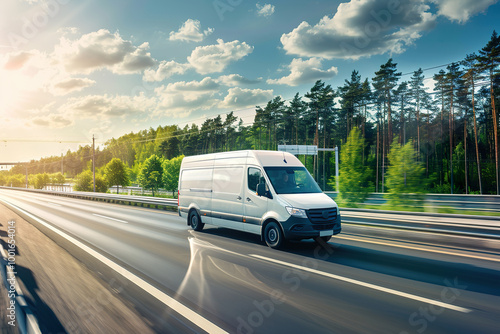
[264, 167, 322, 194]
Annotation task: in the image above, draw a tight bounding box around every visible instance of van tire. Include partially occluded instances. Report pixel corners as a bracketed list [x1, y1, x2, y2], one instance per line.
[264, 222, 284, 249]
[189, 210, 204, 231]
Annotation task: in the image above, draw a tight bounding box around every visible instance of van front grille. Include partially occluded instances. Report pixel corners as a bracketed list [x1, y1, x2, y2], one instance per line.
[307, 208, 338, 230]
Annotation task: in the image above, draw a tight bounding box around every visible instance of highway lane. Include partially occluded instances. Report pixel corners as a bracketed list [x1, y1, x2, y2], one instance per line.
[0, 189, 499, 333]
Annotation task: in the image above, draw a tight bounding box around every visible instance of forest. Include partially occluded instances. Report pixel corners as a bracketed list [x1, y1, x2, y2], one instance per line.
[2, 31, 499, 195]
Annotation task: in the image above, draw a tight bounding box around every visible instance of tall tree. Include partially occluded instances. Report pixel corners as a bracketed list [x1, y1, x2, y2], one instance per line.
[445, 62, 463, 193]
[360, 78, 372, 140]
[462, 53, 482, 193]
[287, 93, 308, 145]
[410, 68, 425, 159]
[339, 70, 363, 139]
[433, 69, 447, 186]
[395, 81, 410, 145]
[305, 80, 335, 180]
[305, 80, 335, 147]
[477, 30, 500, 194]
[373, 58, 402, 142]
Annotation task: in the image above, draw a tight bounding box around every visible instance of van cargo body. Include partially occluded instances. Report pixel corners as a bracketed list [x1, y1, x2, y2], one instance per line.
[178, 150, 341, 248]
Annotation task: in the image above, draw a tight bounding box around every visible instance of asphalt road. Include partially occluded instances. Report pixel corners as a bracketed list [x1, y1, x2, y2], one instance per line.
[0, 189, 499, 334]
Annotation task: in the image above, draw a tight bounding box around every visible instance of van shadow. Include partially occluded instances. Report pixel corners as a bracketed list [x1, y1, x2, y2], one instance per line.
[0, 238, 20, 256]
[199, 227, 264, 246]
[15, 265, 67, 334]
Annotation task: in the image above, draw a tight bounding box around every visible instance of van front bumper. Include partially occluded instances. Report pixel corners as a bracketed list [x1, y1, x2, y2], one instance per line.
[281, 215, 342, 240]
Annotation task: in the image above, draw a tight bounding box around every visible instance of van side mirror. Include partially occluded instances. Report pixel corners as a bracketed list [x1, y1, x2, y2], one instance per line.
[256, 183, 266, 197]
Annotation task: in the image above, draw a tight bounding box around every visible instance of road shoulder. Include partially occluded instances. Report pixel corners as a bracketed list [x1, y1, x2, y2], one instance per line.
[0, 203, 154, 333]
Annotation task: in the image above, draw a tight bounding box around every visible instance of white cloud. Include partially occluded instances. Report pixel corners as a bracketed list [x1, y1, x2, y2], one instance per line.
[430, 0, 498, 23]
[31, 114, 74, 128]
[54, 29, 156, 74]
[51, 78, 95, 96]
[220, 87, 273, 109]
[169, 19, 214, 42]
[143, 60, 191, 82]
[60, 93, 154, 118]
[256, 3, 275, 17]
[267, 58, 338, 86]
[154, 77, 220, 115]
[280, 0, 436, 60]
[187, 39, 253, 74]
[27, 102, 74, 128]
[3, 51, 33, 70]
[217, 74, 261, 86]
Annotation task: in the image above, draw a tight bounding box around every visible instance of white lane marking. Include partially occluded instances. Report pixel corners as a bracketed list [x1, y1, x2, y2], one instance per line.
[0, 198, 229, 334]
[250, 254, 472, 314]
[92, 213, 128, 224]
[46, 201, 62, 207]
[336, 235, 500, 263]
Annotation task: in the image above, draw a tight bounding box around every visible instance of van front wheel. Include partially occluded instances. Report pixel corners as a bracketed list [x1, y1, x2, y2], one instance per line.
[189, 211, 204, 231]
[264, 222, 284, 249]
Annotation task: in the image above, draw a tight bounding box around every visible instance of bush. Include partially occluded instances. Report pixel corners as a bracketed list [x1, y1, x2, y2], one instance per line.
[335, 128, 372, 207]
[34, 173, 51, 189]
[385, 138, 426, 208]
[74, 170, 107, 192]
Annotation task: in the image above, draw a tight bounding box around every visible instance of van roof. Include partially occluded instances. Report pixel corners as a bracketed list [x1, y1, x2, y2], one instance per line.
[182, 150, 303, 167]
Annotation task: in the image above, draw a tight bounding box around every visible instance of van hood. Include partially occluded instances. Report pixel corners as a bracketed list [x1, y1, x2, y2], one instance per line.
[278, 193, 337, 210]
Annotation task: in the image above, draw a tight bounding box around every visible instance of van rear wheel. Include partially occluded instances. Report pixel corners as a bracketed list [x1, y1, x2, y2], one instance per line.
[264, 222, 284, 249]
[189, 211, 204, 231]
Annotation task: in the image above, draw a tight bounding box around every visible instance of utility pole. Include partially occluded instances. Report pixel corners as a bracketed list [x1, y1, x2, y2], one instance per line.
[92, 134, 96, 192]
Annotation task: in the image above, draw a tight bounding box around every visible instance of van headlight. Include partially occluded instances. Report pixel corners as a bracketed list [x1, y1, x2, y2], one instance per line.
[286, 206, 307, 218]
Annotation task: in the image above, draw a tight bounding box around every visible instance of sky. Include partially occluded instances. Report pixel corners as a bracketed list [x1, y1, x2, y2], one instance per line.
[0, 0, 499, 164]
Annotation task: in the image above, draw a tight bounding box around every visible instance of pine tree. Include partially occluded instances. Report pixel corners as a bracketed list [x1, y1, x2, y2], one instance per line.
[373, 59, 402, 142]
[395, 81, 410, 145]
[477, 30, 500, 194]
[410, 68, 425, 159]
[287, 93, 308, 145]
[433, 69, 447, 186]
[445, 62, 463, 194]
[339, 70, 363, 140]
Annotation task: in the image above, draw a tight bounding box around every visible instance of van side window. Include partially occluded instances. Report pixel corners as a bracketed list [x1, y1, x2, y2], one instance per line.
[248, 167, 262, 192]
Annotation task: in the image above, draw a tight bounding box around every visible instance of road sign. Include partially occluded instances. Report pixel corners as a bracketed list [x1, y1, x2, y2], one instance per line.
[278, 145, 318, 155]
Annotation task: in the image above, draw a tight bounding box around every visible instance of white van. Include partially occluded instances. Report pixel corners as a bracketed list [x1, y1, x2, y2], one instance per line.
[178, 150, 341, 248]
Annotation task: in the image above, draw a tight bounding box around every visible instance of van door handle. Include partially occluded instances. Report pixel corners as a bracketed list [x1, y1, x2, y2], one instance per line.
[237, 196, 242, 200]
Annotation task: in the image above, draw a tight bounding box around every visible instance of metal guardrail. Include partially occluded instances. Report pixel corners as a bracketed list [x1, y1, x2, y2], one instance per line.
[325, 192, 500, 213]
[0, 186, 177, 208]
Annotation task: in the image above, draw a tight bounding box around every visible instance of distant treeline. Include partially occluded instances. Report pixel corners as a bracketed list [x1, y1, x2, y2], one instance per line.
[4, 31, 500, 194]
